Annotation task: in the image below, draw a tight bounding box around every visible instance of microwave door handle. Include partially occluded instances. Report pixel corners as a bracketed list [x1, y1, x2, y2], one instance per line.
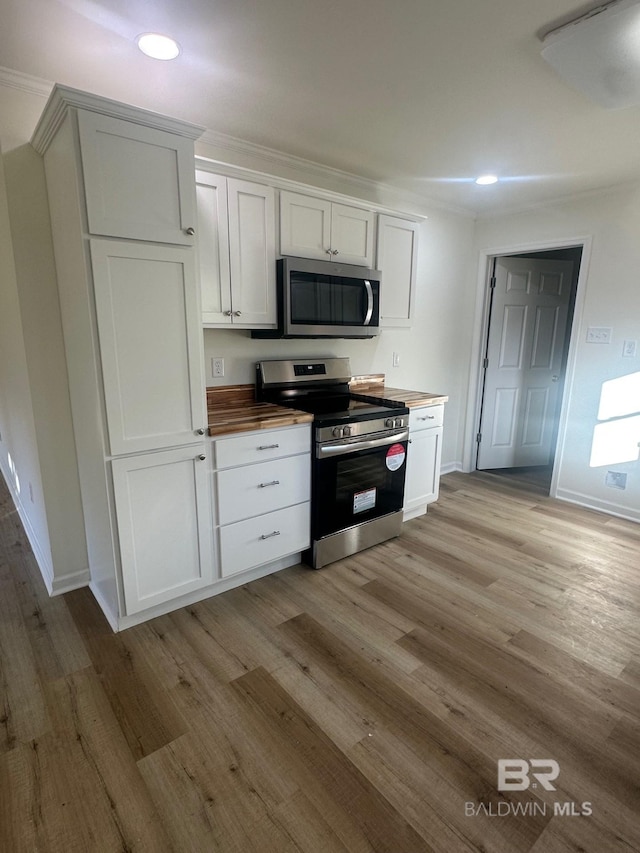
[363, 280, 374, 326]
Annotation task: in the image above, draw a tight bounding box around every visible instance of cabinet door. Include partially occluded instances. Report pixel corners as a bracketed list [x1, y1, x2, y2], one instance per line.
[331, 203, 375, 266]
[377, 215, 418, 327]
[91, 240, 207, 455]
[196, 171, 232, 324]
[112, 447, 214, 615]
[78, 111, 196, 245]
[280, 191, 332, 261]
[227, 178, 277, 326]
[404, 427, 443, 514]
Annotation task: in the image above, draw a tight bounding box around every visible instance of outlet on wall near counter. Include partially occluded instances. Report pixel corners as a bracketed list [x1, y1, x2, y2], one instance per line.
[212, 357, 225, 378]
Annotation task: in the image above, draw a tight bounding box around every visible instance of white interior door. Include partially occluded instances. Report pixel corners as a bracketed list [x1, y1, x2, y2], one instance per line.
[477, 256, 574, 470]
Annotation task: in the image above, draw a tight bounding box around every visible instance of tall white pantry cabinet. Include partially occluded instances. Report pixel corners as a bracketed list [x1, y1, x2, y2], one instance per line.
[32, 86, 214, 629]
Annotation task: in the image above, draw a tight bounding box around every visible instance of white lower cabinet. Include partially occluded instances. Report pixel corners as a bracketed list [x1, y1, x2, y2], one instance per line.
[404, 405, 444, 520]
[112, 446, 214, 615]
[213, 424, 311, 578]
[220, 503, 310, 578]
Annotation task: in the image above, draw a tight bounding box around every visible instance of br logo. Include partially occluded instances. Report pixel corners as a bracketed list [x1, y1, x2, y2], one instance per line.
[498, 759, 560, 791]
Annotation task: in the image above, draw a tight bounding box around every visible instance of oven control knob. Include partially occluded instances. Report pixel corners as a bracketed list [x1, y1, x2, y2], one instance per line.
[385, 418, 395, 428]
[343, 425, 351, 437]
[394, 418, 403, 428]
[332, 426, 343, 438]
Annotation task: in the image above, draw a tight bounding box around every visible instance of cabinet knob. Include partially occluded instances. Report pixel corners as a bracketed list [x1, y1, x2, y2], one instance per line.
[325, 249, 332, 255]
[197, 454, 206, 461]
[196, 428, 205, 435]
[224, 310, 233, 316]
[234, 310, 242, 317]
[332, 249, 339, 255]
[184, 227, 196, 236]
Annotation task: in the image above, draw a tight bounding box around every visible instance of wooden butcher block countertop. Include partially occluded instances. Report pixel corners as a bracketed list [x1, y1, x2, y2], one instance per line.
[349, 375, 449, 408]
[206, 378, 448, 437]
[206, 385, 312, 437]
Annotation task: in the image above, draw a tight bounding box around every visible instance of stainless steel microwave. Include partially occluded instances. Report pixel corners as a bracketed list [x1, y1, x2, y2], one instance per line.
[251, 257, 381, 339]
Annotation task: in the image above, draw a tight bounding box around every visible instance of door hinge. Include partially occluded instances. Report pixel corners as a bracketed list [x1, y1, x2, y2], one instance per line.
[476, 432, 482, 443]
[489, 276, 496, 289]
[482, 357, 489, 369]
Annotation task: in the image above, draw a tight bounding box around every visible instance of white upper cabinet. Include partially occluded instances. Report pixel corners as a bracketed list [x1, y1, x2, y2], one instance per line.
[280, 191, 374, 266]
[90, 239, 207, 455]
[196, 171, 276, 327]
[78, 111, 197, 245]
[376, 215, 419, 328]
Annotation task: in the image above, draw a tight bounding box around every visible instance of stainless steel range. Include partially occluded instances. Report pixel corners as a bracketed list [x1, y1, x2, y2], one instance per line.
[256, 357, 409, 568]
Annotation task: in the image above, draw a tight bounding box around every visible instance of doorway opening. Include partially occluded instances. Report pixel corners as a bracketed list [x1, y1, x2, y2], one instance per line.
[475, 245, 583, 495]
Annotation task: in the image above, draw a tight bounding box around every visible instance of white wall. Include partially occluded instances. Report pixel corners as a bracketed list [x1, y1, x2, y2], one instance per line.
[0, 144, 55, 584]
[474, 183, 640, 521]
[3, 144, 89, 588]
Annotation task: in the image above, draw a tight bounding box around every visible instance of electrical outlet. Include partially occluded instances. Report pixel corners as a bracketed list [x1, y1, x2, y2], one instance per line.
[212, 357, 225, 378]
[605, 471, 627, 490]
[392, 351, 400, 367]
[586, 327, 612, 344]
[623, 339, 637, 357]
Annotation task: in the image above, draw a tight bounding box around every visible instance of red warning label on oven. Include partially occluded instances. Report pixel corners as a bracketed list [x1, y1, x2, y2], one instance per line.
[386, 443, 406, 471]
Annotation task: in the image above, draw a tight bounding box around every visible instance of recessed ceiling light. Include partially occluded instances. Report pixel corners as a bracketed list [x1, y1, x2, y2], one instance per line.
[136, 33, 181, 61]
[475, 174, 499, 185]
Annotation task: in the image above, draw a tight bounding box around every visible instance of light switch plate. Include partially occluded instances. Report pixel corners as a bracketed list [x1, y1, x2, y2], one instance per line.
[586, 327, 612, 344]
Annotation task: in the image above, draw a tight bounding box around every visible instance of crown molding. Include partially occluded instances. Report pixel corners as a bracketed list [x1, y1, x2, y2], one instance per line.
[199, 128, 474, 219]
[31, 84, 205, 154]
[0, 65, 53, 98]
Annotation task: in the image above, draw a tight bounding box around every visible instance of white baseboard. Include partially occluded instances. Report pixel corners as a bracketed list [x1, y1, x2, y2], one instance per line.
[440, 461, 464, 476]
[0, 463, 90, 596]
[0, 463, 55, 593]
[555, 489, 640, 524]
[51, 568, 91, 595]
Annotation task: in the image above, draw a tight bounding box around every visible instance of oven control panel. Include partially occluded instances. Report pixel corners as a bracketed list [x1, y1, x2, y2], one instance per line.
[317, 414, 408, 443]
[384, 417, 406, 429]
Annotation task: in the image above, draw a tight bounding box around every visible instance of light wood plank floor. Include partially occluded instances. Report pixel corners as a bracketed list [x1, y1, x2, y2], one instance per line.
[1, 471, 639, 852]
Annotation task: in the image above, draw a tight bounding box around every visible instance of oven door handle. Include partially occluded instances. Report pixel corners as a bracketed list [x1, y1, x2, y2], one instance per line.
[363, 280, 374, 326]
[317, 429, 409, 458]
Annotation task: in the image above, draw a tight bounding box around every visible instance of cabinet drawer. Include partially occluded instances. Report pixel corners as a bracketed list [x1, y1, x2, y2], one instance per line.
[214, 425, 310, 469]
[219, 502, 310, 578]
[216, 454, 310, 524]
[409, 404, 444, 432]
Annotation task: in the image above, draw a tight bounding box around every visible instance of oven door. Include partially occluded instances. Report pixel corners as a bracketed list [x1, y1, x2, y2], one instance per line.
[313, 430, 408, 539]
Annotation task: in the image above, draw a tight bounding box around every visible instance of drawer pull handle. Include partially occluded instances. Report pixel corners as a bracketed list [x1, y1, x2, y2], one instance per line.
[418, 415, 436, 420]
[257, 444, 280, 450]
[260, 530, 281, 540]
[258, 480, 280, 488]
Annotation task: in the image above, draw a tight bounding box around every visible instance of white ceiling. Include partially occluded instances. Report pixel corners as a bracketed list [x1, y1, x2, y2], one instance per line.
[2, 0, 640, 215]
